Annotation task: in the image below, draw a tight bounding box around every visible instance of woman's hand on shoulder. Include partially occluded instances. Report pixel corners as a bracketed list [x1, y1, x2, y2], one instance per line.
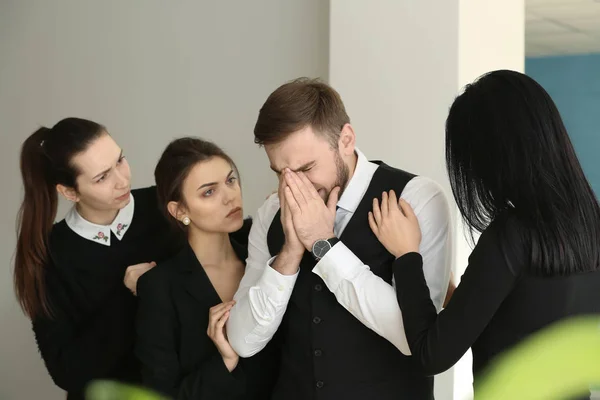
[123, 262, 156, 296]
[368, 190, 422, 258]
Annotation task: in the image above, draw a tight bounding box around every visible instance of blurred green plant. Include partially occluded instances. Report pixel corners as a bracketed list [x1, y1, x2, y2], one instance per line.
[86, 380, 170, 400]
[476, 315, 600, 400]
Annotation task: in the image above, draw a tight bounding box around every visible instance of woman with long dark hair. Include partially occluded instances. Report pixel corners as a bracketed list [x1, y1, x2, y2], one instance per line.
[369, 70, 600, 397]
[14, 118, 184, 399]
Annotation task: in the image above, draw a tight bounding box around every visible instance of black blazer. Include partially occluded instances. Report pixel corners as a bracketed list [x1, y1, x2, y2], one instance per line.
[135, 224, 279, 400]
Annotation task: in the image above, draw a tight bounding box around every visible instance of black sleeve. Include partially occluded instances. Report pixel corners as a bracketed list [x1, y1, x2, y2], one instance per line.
[393, 221, 521, 376]
[135, 269, 246, 400]
[32, 264, 136, 392]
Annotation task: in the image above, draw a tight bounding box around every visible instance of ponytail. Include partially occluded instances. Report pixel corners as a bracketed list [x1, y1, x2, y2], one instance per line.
[15, 127, 58, 319]
[14, 118, 105, 319]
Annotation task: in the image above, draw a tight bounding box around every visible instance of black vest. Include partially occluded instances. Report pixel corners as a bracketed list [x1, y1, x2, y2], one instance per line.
[267, 162, 434, 400]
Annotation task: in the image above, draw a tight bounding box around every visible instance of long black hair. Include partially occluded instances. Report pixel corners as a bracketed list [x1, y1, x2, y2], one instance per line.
[446, 69, 600, 275]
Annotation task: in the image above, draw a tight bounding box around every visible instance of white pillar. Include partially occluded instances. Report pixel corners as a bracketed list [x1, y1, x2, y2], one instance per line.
[329, 1, 524, 398]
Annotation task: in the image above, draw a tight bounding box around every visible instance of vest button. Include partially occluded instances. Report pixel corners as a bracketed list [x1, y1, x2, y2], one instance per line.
[313, 316, 322, 324]
[316, 380, 324, 389]
[314, 349, 322, 357]
[314, 284, 323, 291]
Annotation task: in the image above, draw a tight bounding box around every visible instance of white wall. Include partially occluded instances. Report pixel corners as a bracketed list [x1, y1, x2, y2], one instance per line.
[0, 1, 328, 399]
[458, 0, 525, 87]
[329, 1, 459, 193]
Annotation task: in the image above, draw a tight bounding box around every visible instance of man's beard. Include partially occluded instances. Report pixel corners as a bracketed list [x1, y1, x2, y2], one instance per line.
[324, 151, 350, 203]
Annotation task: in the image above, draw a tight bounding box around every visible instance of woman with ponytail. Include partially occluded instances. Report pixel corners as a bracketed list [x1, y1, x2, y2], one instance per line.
[14, 118, 186, 400]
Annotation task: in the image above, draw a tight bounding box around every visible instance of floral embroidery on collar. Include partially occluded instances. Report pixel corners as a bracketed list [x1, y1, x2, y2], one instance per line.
[93, 231, 109, 242]
[65, 193, 135, 246]
[116, 223, 128, 236]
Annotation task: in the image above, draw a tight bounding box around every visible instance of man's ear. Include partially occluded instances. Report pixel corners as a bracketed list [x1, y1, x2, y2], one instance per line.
[338, 123, 356, 157]
[56, 184, 79, 203]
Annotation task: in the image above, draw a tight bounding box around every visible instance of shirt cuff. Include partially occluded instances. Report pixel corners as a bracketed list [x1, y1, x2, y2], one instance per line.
[256, 256, 299, 304]
[313, 243, 370, 292]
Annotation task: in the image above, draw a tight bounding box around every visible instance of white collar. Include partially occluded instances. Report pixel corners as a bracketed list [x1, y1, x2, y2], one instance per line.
[65, 193, 135, 246]
[337, 148, 378, 213]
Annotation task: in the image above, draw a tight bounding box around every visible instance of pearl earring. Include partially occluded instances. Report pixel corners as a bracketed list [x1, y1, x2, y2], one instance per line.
[182, 216, 191, 226]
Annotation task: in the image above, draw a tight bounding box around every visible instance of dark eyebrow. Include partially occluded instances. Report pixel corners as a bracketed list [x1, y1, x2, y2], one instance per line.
[92, 150, 123, 180]
[270, 161, 315, 175]
[197, 169, 234, 190]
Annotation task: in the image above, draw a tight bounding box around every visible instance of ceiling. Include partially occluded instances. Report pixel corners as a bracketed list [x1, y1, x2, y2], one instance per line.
[526, 0, 600, 57]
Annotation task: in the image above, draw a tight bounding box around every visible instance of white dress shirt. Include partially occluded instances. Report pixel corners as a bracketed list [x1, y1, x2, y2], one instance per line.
[227, 149, 452, 357]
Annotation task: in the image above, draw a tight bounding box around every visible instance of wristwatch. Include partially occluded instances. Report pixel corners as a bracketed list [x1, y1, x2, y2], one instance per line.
[311, 237, 340, 261]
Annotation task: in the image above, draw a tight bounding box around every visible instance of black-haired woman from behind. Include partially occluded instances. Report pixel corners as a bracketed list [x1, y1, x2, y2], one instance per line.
[369, 70, 600, 399]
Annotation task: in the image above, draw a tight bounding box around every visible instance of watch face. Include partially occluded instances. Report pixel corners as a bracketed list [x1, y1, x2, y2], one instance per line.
[313, 240, 332, 258]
